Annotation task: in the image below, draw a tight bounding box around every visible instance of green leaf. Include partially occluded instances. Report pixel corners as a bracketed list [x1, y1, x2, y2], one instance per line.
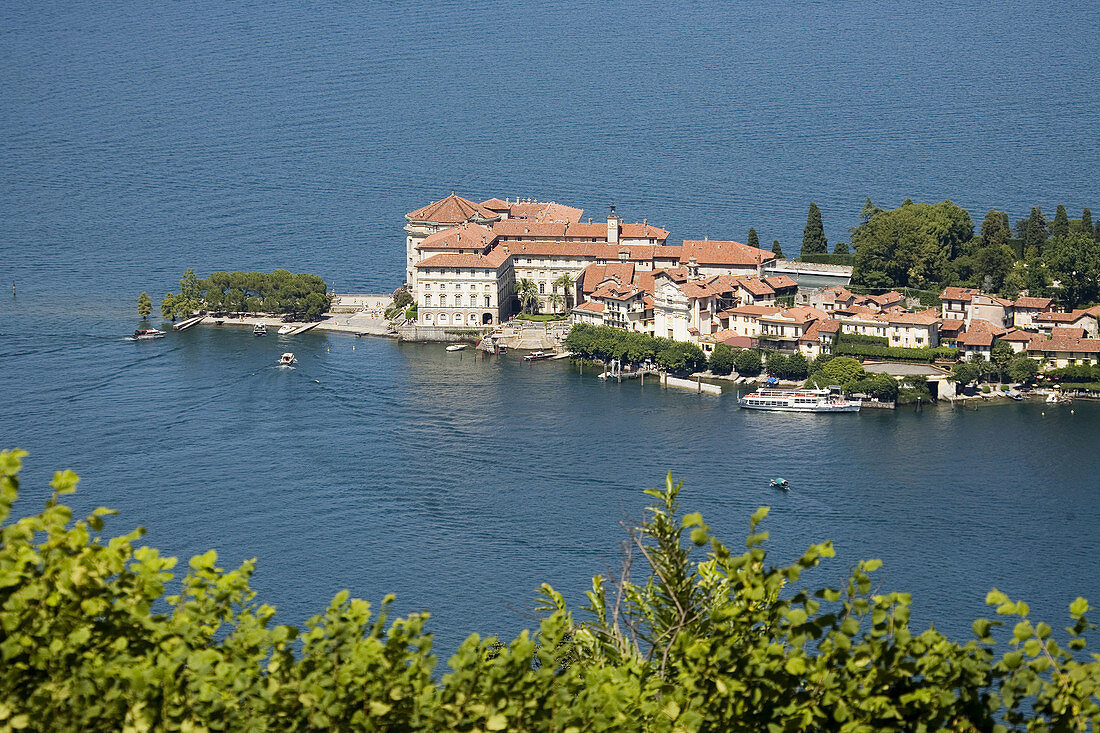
[690, 528, 708, 546]
[784, 657, 807, 675]
[486, 713, 509, 731]
[681, 512, 703, 528]
[1069, 597, 1089, 617]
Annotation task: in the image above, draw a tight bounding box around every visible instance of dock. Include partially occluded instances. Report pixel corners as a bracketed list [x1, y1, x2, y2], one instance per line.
[285, 322, 320, 335]
[174, 315, 205, 331]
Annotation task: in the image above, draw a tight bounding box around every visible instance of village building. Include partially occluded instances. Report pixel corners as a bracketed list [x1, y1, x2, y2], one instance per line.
[678, 239, 775, 278]
[1026, 334, 1100, 368]
[414, 248, 513, 327]
[405, 194, 500, 289]
[939, 286, 980, 323]
[954, 320, 1008, 361]
[1011, 296, 1055, 329]
[880, 309, 940, 348]
[1034, 310, 1098, 338]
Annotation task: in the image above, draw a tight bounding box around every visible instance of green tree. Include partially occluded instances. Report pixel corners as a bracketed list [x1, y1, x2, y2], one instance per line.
[991, 340, 1015, 381]
[2, 451, 1100, 731]
[852, 201, 973, 289]
[1082, 207, 1095, 239]
[806, 355, 864, 388]
[1024, 255, 1050, 297]
[972, 244, 1017, 293]
[1008, 354, 1039, 384]
[708, 343, 735, 375]
[514, 278, 540, 315]
[1044, 232, 1100, 308]
[771, 240, 784, 259]
[801, 202, 828, 255]
[747, 228, 759, 249]
[546, 292, 565, 313]
[1052, 204, 1070, 239]
[1024, 206, 1049, 255]
[733, 348, 763, 376]
[656, 342, 706, 375]
[159, 293, 177, 321]
[137, 291, 152, 319]
[980, 209, 1011, 248]
[786, 351, 809, 380]
[860, 197, 883, 223]
[764, 351, 788, 378]
[833, 241, 849, 255]
[949, 361, 982, 387]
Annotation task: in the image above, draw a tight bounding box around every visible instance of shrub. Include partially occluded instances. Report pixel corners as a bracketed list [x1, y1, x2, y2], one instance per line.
[2, 453, 1097, 731]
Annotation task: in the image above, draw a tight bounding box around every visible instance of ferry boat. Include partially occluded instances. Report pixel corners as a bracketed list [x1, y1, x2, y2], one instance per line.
[738, 386, 861, 413]
[253, 324, 267, 336]
[129, 328, 165, 341]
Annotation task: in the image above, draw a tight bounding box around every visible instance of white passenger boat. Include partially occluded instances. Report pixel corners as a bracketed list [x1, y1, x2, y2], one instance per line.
[445, 344, 467, 352]
[253, 324, 267, 336]
[739, 387, 861, 412]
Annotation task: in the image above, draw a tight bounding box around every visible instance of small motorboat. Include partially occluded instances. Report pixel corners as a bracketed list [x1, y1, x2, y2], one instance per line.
[278, 352, 296, 366]
[523, 350, 551, 362]
[277, 324, 294, 335]
[445, 344, 467, 352]
[770, 478, 790, 491]
[129, 328, 165, 341]
[253, 324, 267, 336]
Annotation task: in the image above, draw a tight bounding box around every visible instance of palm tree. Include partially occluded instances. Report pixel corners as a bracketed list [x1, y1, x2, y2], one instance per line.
[553, 274, 574, 310]
[547, 292, 565, 313]
[514, 278, 540, 315]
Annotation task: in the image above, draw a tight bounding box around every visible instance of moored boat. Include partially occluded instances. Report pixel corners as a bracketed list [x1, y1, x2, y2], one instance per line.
[445, 344, 467, 352]
[523, 350, 551, 361]
[253, 324, 267, 336]
[129, 328, 165, 341]
[739, 386, 861, 412]
[277, 324, 294, 335]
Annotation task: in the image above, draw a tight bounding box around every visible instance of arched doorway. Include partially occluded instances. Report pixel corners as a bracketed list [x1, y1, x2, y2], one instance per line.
[482, 312, 494, 325]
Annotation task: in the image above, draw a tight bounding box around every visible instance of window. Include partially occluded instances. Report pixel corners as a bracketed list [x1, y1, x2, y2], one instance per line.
[439, 295, 447, 306]
[484, 296, 491, 307]
[424, 295, 432, 307]
[539, 283, 545, 294]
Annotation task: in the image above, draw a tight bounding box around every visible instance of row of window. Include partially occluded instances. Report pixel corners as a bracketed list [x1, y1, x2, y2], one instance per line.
[422, 312, 493, 326]
[424, 295, 493, 307]
[422, 282, 492, 291]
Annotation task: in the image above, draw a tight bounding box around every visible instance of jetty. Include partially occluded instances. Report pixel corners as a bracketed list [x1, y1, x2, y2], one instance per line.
[174, 315, 205, 331]
[285, 322, 320, 336]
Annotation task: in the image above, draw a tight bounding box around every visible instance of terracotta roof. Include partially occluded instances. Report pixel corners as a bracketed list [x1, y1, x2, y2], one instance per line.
[680, 240, 775, 267]
[492, 219, 669, 242]
[940, 286, 980, 302]
[591, 283, 645, 302]
[999, 329, 1037, 343]
[957, 319, 1008, 347]
[479, 198, 511, 210]
[816, 318, 840, 333]
[1051, 327, 1087, 339]
[504, 200, 585, 223]
[1013, 296, 1054, 310]
[820, 286, 855, 302]
[1085, 305, 1100, 318]
[574, 301, 606, 313]
[975, 293, 1014, 308]
[416, 222, 498, 251]
[734, 277, 775, 297]
[414, 249, 510, 269]
[1037, 310, 1092, 324]
[1027, 337, 1100, 354]
[762, 275, 798, 290]
[939, 318, 966, 334]
[711, 330, 755, 348]
[764, 305, 828, 325]
[681, 275, 740, 300]
[580, 262, 636, 294]
[407, 193, 499, 223]
[882, 311, 938, 326]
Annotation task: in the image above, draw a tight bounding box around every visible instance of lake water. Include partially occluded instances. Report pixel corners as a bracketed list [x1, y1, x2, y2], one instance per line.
[2, 0, 1098, 653]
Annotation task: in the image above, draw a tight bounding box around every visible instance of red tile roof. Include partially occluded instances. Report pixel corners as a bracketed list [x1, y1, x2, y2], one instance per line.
[940, 286, 980, 302]
[734, 277, 775, 297]
[680, 240, 775, 267]
[1013, 296, 1054, 310]
[414, 248, 510, 269]
[416, 222, 498, 251]
[574, 301, 605, 313]
[407, 193, 499, 223]
[1037, 310, 1092, 324]
[1027, 337, 1100, 354]
[580, 262, 636, 294]
[492, 219, 669, 241]
[762, 274, 798, 290]
[719, 304, 784, 318]
[1051, 327, 1087, 339]
[711, 330, 756, 348]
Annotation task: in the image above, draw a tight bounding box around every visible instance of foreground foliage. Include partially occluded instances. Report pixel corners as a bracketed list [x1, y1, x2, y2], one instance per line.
[2, 451, 1098, 731]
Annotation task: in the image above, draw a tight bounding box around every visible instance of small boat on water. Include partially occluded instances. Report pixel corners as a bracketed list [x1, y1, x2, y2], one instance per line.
[278, 352, 296, 366]
[770, 478, 789, 491]
[446, 344, 467, 352]
[523, 350, 551, 362]
[739, 386, 861, 413]
[129, 328, 165, 341]
[253, 324, 267, 336]
[277, 324, 294, 335]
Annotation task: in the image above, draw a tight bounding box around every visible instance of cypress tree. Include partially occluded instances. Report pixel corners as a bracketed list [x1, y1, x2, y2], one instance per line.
[802, 203, 828, 255]
[1000, 211, 1010, 235]
[1052, 204, 1069, 238]
[772, 240, 784, 259]
[980, 209, 1009, 248]
[1082, 207, 1094, 239]
[747, 228, 760, 249]
[1024, 206, 1048, 255]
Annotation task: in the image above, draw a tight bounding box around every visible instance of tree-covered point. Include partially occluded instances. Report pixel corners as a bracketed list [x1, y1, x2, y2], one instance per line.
[564, 323, 705, 375]
[159, 269, 331, 321]
[2, 451, 1097, 731]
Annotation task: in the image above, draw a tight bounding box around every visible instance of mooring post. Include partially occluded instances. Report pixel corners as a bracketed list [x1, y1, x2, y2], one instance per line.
[697, 375, 701, 393]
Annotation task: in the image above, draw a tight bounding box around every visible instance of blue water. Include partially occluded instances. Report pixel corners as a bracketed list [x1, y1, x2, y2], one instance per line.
[2, 0, 1099, 653]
